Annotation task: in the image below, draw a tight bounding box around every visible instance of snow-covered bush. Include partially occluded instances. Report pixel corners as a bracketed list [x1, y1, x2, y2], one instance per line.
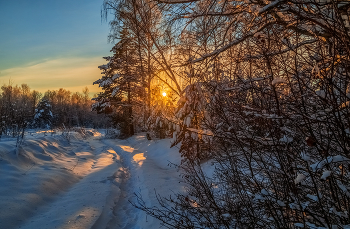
[138, 69, 350, 228]
[132, 0, 350, 228]
[171, 82, 214, 161]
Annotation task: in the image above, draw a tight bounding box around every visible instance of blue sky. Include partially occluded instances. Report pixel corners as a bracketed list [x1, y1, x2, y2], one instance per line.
[0, 0, 113, 95]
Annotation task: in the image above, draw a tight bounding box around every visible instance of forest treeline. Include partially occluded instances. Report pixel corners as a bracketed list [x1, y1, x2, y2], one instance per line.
[93, 0, 350, 228]
[0, 83, 108, 138]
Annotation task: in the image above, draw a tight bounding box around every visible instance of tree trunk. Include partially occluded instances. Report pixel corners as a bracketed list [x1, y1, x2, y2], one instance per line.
[128, 82, 134, 136]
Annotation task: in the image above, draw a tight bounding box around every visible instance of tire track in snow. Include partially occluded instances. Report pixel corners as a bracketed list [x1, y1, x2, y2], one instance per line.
[99, 136, 182, 229]
[93, 139, 137, 229]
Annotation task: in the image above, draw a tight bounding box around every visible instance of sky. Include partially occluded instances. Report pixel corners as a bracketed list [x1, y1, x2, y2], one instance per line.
[0, 0, 114, 95]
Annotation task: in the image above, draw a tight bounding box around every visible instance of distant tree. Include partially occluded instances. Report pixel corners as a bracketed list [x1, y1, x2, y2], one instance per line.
[33, 98, 53, 129]
[30, 90, 42, 115]
[0, 84, 30, 137]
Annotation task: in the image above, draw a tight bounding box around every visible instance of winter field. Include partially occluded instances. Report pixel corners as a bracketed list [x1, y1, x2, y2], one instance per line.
[0, 129, 183, 229]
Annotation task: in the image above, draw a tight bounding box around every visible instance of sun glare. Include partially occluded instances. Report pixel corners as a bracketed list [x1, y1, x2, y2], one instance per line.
[162, 92, 166, 97]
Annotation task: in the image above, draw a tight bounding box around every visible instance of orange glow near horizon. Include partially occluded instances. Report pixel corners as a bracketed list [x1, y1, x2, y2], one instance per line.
[0, 57, 103, 96]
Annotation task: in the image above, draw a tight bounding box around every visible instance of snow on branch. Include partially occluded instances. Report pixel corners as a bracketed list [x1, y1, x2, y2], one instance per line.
[259, 0, 285, 14]
[310, 155, 350, 172]
[156, 0, 201, 4]
[187, 128, 214, 136]
[243, 39, 317, 60]
[285, 5, 338, 34]
[98, 63, 110, 70]
[93, 79, 103, 85]
[99, 78, 113, 87]
[191, 20, 277, 63]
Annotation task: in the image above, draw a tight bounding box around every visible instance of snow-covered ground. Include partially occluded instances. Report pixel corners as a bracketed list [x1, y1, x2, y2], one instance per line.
[0, 130, 183, 229]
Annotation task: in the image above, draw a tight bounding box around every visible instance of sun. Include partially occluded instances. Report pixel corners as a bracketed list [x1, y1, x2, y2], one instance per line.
[162, 92, 167, 97]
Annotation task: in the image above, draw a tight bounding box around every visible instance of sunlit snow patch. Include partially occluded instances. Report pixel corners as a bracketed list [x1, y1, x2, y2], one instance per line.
[107, 149, 120, 161]
[120, 145, 134, 153]
[133, 153, 146, 166]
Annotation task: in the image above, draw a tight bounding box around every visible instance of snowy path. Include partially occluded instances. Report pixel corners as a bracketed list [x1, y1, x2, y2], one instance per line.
[0, 131, 182, 229]
[99, 137, 182, 229]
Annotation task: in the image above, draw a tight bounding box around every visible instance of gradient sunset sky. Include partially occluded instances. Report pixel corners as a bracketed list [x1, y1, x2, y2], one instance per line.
[0, 0, 113, 95]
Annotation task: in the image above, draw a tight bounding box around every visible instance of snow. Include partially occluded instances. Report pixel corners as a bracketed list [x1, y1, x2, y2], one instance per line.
[111, 87, 119, 96]
[277, 200, 286, 207]
[185, 116, 191, 127]
[0, 130, 183, 229]
[332, 155, 350, 162]
[187, 128, 214, 136]
[112, 74, 120, 80]
[300, 152, 311, 161]
[310, 155, 350, 171]
[280, 135, 293, 143]
[295, 173, 306, 184]
[259, 0, 283, 14]
[315, 90, 326, 98]
[261, 189, 269, 196]
[321, 170, 331, 180]
[253, 193, 265, 201]
[99, 78, 113, 87]
[337, 181, 350, 198]
[306, 194, 319, 201]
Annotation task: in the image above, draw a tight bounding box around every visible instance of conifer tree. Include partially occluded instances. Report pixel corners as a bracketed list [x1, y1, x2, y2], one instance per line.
[33, 98, 53, 129]
[93, 26, 142, 136]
